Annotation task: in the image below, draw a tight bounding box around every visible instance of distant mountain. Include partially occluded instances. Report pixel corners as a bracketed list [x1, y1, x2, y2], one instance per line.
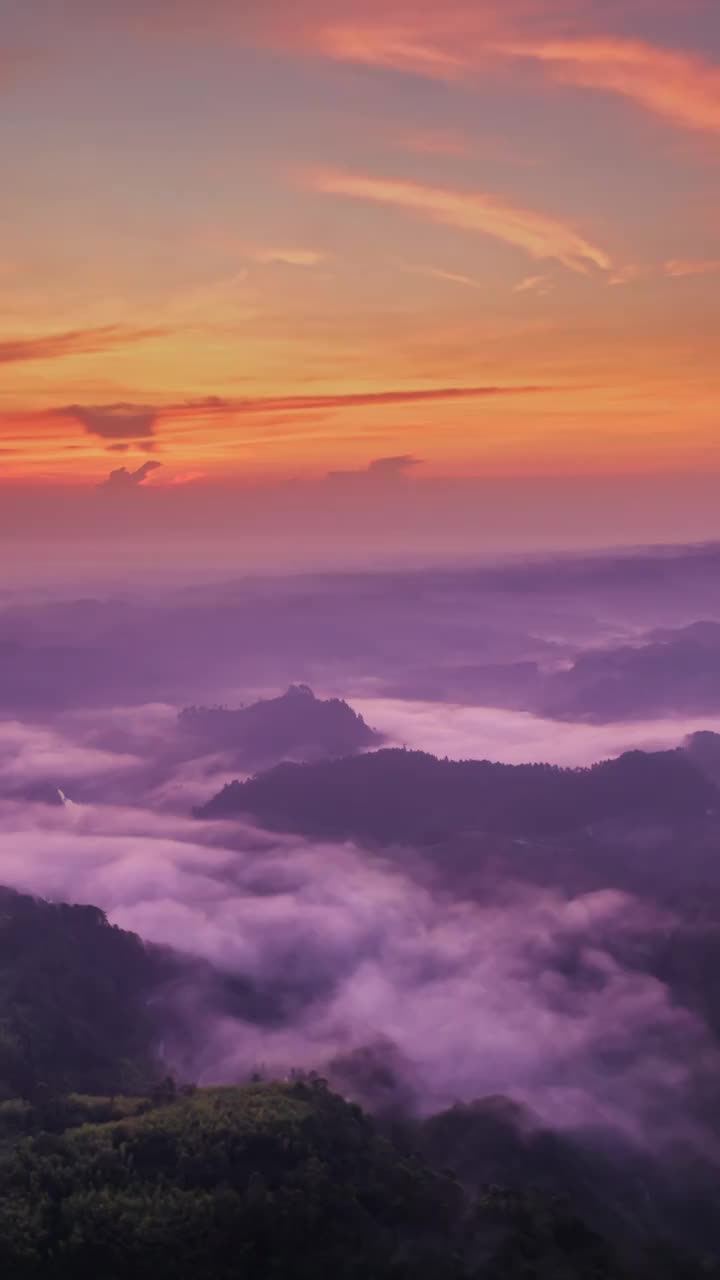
[179, 684, 383, 767]
[377, 620, 720, 723]
[196, 745, 718, 843]
[539, 621, 720, 722]
[0, 887, 161, 1098]
[685, 730, 720, 788]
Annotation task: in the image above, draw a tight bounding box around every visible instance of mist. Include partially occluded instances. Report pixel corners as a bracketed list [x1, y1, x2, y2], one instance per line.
[4, 474, 720, 585]
[4, 545, 720, 1200]
[356, 698, 720, 768]
[0, 794, 715, 1152]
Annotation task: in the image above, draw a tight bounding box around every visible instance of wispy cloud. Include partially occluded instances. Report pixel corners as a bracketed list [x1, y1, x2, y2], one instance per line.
[306, 10, 720, 139]
[39, 384, 563, 445]
[79, 0, 720, 147]
[496, 37, 720, 137]
[306, 168, 611, 273]
[172, 384, 560, 418]
[607, 265, 646, 287]
[315, 22, 467, 79]
[246, 247, 327, 268]
[664, 258, 720, 278]
[513, 274, 552, 295]
[401, 263, 483, 290]
[0, 325, 166, 366]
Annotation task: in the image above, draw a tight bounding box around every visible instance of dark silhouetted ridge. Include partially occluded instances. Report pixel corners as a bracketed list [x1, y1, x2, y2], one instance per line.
[196, 745, 718, 843]
[0, 886, 160, 1098]
[179, 684, 382, 766]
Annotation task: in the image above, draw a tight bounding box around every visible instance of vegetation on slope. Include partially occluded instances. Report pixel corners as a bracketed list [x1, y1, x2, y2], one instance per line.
[197, 747, 718, 842]
[0, 1079, 665, 1280]
[0, 887, 162, 1100]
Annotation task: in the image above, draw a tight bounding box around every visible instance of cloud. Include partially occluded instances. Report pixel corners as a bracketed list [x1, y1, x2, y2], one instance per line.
[64, 402, 159, 441]
[45, 383, 558, 437]
[401, 263, 483, 289]
[223, 385, 555, 412]
[0, 720, 141, 791]
[352, 697, 720, 769]
[665, 258, 720, 278]
[316, 22, 468, 79]
[514, 274, 552, 294]
[369, 454, 422, 475]
[327, 454, 423, 483]
[0, 796, 713, 1141]
[0, 325, 165, 365]
[607, 264, 646, 286]
[496, 37, 720, 137]
[246, 247, 327, 267]
[101, 461, 162, 491]
[295, 8, 720, 139]
[306, 168, 611, 273]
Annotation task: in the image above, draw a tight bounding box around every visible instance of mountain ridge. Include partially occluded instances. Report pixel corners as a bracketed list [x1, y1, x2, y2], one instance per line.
[196, 744, 719, 843]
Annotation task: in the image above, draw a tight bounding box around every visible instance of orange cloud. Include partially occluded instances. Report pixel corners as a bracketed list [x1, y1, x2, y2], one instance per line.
[161, 384, 560, 418]
[497, 37, 720, 136]
[514, 274, 551, 294]
[0, 325, 166, 366]
[246, 247, 327, 267]
[400, 264, 483, 289]
[30, 383, 560, 443]
[315, 23, 468, 78]
[664, 258, 720, 278]
[302, 8, 720, 138]
[306, 168, 610, 273]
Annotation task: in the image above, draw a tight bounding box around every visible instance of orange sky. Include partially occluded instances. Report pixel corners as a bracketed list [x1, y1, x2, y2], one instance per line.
[2, 0, 719, 494]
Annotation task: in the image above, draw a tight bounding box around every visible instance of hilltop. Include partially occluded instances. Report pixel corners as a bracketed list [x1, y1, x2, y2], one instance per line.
[196, 745, 718, 843]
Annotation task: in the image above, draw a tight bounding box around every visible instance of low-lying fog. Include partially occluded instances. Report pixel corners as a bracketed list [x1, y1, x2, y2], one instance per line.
[0, 797, 713, 1149]
[4, 547, 720, 1173]
[357, 698, 720, 767]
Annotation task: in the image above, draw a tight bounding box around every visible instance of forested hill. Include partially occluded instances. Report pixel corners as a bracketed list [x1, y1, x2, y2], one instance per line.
[196, 746, 718, 843]
[0, 887, 163, 1099]
[179, 684, 383, 765]
[1, 887, 720, 1275]
[0, 1079, 710, 1279]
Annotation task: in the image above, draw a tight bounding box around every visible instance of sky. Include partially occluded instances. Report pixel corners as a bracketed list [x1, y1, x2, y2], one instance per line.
[2, 0, 720, 552]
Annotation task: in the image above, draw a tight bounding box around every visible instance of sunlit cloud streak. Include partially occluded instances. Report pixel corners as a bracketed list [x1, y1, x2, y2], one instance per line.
[40, 383, 561, 434]
[496, 37, 720, 137]
[307, 8, 720, 137]
[0, 325, 167, 365]
[665, 259, 720, 278]
[315, 22, 468, 78]
[307, 169, 611, 273]
[245, 247, 328, 267]
[514, 274, 552, 294]
[400, 263, 483, 290]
